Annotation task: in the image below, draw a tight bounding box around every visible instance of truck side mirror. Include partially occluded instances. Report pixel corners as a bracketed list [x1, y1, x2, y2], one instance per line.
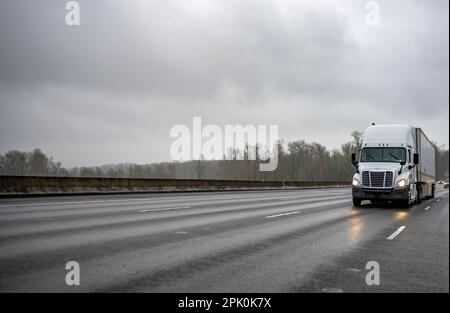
[399, 160, 406, 174]
[413, 153, 419, 165]
[351, 152, 358, 165]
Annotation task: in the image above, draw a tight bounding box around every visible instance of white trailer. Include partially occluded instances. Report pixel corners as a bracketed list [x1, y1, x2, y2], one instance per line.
[351, 124, 436, 207]
[413, 128, 436, 200]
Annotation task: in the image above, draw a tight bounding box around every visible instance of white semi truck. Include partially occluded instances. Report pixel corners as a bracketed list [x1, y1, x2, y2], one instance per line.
[351, 124, 436, 207]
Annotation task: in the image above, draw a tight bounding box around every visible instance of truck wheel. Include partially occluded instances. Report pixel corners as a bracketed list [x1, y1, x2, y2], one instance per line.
[400, 199, 411, 208]
[353, 198, 362, 207]
[416, 184, 422, 204]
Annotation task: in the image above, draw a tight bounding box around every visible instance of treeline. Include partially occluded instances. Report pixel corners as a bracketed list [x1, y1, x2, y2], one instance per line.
[1, 133, 448, 181]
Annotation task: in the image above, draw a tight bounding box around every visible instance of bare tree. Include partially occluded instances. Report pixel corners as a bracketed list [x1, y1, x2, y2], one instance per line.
[28, 149, 49, 175]
[195, 155, 207, 179]
[350, 130, 363, 152]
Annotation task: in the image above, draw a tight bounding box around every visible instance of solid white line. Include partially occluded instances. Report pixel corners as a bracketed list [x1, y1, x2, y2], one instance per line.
[387, 226, 406, 240]
[137, 206, 190, 213]
[424, 206, 431, 211]
[265, 211, 300, 219]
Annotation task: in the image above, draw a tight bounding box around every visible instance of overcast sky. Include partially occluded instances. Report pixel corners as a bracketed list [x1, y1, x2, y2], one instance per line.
[0, 0, 448, 167]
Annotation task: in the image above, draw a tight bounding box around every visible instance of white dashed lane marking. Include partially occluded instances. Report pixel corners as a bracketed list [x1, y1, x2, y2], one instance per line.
[137, 206, 190, 213]
[265, 211, 300, 219]
[387, 226, 406, 240]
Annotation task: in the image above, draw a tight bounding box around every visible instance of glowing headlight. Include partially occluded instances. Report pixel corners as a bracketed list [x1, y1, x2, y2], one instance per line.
[395, 179, 407, 188]
[352, 178, 361, 187]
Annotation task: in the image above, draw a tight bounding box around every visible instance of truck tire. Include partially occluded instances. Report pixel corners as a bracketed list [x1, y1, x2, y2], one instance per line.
[400, 199, 411, 208]
[416, 184, 422, 204]
[353, 198, 362, 207]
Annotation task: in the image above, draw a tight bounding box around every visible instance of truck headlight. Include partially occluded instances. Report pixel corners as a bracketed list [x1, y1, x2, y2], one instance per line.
[352, 178, 361, 187]
[395, 179, 407, 188]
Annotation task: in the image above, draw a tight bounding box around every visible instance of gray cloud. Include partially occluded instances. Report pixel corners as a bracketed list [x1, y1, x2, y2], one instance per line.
[0, 0, 448, 166]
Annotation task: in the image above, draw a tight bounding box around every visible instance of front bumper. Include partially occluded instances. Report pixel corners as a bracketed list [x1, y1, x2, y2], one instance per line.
[352, 186, 409, 200]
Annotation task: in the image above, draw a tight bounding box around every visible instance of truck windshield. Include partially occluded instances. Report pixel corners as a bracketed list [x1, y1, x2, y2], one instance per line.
[360, 147, 406, 163]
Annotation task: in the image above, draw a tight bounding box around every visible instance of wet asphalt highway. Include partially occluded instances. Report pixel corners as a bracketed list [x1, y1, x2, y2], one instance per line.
[0, 187, 448, 292]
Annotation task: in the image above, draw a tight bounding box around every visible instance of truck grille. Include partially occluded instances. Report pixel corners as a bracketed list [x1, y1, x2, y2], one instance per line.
[362, 171, 394, 188]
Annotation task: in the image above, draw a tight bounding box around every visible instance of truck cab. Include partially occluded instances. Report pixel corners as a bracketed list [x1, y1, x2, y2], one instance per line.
[351, 124, 434, 208]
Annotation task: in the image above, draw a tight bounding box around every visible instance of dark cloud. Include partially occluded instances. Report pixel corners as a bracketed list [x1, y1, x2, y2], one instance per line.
[0, 0, 448, 166]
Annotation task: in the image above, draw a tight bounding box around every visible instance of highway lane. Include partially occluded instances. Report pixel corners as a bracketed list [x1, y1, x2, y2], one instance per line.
[0, 187, 448, 292]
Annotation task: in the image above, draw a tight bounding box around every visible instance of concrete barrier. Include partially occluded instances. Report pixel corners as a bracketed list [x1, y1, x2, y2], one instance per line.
[0, 175, 349, 197]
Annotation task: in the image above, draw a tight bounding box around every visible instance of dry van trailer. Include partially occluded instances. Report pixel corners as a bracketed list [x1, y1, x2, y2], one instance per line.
[414, 128, 436, 201]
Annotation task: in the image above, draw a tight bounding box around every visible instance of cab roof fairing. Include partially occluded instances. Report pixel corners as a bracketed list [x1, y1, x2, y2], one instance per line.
[361, 124, 415, 150]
